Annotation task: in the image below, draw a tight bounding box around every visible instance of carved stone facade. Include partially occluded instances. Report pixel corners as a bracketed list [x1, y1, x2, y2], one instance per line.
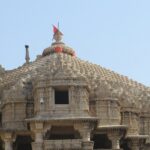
[0, 28, 150, 150]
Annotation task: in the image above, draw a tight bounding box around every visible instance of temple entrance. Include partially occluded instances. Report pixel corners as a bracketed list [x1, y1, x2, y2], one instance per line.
[45, 126, 80, 140]
[92, 134, 112, 149]
[0, 138, 4, 150]
[13, 135, 32, 150]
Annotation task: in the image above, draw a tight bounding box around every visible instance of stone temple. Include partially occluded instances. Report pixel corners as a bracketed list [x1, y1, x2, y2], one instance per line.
[0, 27, 150, 150]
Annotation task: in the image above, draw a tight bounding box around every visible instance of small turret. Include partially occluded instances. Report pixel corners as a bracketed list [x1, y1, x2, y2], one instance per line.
[25, 45, 30, 64]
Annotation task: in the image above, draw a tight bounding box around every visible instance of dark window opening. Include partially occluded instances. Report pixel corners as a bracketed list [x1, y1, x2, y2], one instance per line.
[92, 134, 112, 149]
[13, 136, 32, 150]
[49, 134, 75, 139]
[45, 126, 79, 140]
[55, 90, 69, 104]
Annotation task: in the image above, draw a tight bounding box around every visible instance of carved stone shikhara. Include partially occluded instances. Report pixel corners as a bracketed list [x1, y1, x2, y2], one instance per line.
[0, 30, 150, 150]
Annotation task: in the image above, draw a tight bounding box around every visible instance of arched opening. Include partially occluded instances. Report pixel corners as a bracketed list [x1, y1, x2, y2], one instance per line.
[13, 135, 32, 150]
[92, 134, 112, 149]
[45, 126, 80, 140]
[120, 138, 131, 150]
[0, 137, 4, 150]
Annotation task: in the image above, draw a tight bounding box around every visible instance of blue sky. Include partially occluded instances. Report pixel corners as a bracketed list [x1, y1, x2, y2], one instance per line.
[0, 0, 150, 86]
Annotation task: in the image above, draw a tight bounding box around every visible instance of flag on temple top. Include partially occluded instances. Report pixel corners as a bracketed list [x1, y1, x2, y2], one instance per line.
[53, 25, 63, 35]
[53, 25, 58, 33]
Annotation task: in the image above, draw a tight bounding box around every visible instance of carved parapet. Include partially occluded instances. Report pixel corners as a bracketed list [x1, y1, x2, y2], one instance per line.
[121, 107, 140, 135]
[96, 98, 121, 127]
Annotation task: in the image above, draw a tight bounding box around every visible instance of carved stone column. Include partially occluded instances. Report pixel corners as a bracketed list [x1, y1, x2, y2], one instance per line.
[80, 123, 91, 141]
[4, 140, 13, 150]
[31, 122, 44, 150]
[98, 125, 127, 150]
[74, 122, 94, 150]
[2, 133, 13, 150]
[108, 133, 120, 150]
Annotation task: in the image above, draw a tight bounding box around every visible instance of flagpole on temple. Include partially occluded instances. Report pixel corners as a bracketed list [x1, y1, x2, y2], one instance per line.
[58, 22, 59, 30]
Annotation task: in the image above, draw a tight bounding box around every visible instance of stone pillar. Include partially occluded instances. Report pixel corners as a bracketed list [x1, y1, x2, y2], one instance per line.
[74, 122, 94, 150]
[4, 140, 13, 150]
[108, 132, 122, 150]
[2, 133, 13, 150]
[108, 135, 120, 149]
[75, 122, 93, 141]
[31, 122, 44, 150]
[35, 132, 43, 143]
[80, 124, 91, 141]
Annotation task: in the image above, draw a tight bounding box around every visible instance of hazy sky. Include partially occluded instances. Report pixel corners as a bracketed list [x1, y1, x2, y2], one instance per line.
[0, 0, 150, 86]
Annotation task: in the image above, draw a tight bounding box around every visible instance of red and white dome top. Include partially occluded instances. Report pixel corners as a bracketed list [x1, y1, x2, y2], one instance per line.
[42, 25, 76, 57]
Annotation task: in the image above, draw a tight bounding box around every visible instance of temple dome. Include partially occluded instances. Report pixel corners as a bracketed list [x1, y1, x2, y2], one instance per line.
[0, 27, 149, 110]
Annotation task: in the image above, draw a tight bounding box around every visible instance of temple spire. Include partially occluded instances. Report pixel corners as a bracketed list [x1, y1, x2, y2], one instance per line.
[25, 45, 30, 64]
[53, 25, 63, 42]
